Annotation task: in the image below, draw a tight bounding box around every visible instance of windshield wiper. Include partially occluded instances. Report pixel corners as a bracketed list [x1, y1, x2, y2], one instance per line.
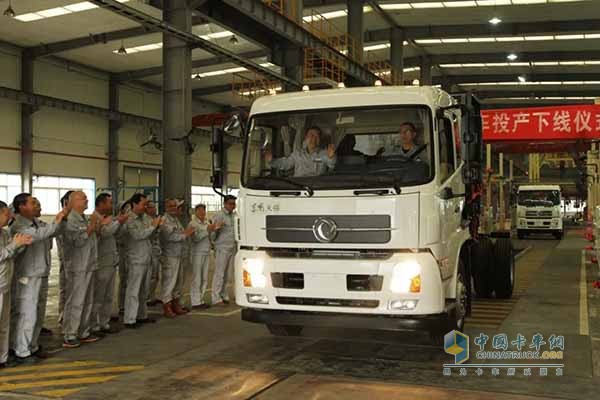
[251, 176, 314, 197]
[361, 172, 402, 195]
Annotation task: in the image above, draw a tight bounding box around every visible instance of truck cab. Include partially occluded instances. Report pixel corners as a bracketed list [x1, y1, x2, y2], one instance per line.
[516, 185, 563, 240]
[211, 86, 514, 341]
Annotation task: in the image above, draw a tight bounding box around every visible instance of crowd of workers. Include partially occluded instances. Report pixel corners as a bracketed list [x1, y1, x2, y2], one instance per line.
[0, 191, 237, 367]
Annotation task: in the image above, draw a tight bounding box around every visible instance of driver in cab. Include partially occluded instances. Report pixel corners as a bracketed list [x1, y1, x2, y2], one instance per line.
[265, 126, 336, 177]
[380, 122, 427, 163]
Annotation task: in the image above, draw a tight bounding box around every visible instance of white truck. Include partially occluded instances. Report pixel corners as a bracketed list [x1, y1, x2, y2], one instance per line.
[211, 86, 514, 342]
[516, 185, 563, 240]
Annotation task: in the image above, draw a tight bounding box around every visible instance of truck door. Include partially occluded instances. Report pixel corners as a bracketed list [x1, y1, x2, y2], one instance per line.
[438, 115, 464, 261]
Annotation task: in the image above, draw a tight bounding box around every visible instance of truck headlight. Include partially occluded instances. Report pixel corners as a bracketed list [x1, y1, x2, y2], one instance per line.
[390, 260, 421, 293]
[242, 258, 266, 288]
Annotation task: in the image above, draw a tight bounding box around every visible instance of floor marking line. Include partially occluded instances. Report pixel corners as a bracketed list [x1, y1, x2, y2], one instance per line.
[32, 388, 85, 398]
[0, 375, 118, 391]
[580, 250, 589, 336]
[0, 365, 144, 383]
[2, 361, 106, 375]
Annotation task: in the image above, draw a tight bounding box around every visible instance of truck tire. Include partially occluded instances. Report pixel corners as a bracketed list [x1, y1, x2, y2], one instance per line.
[553, 231, 563, 240]
[517, 230, 525, 240]
[472, 237, 495, 298]
[493, 238, 515, 299]
[431, 260, 469, 346]
[267, 324, 303, 337]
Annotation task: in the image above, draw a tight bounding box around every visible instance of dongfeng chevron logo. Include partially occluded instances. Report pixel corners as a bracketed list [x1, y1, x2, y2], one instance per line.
[312, 217, 338, 243]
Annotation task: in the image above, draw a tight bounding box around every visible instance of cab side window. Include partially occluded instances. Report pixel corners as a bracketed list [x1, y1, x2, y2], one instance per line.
[438, 118, 456, 183]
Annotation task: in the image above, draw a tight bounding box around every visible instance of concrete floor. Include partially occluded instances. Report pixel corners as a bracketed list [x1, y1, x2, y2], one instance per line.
[1, 228, 600, 399]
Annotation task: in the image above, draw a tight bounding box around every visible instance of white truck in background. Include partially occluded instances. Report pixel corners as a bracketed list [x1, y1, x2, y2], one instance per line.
[516, 185, 563, 240]
[211, 86, 515, 343]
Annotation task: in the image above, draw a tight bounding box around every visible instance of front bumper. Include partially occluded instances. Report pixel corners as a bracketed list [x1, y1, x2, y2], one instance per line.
[235, 249, 447, 316]
[518, 218, 561, 230]
[242, 307, 455, 332]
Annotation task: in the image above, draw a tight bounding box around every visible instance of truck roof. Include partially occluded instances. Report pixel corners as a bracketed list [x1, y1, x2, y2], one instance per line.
[250, 86, 454, 115]
[518, 185, 561, 191]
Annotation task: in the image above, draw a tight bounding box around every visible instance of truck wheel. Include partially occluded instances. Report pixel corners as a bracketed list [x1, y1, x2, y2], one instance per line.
[431, 260, 469, 346]
[472, 237, 495, 298]
[553, 231, 563, 240]
[517, 230, 525, 240]
[493, 238, 515, 299]
[267, 324, 303, 337]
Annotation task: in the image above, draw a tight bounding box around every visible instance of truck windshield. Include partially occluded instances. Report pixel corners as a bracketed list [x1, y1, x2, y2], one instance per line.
[242, 106, 433, 191]
[518, 190, 560, 206]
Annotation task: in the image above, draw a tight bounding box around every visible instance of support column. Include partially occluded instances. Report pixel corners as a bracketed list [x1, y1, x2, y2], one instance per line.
[273, 45, 304, 92]
[485, 143, 492, 233]
[499, 153, 505, 230]
[20, 55, 34, 193]
[441, 76, 452, 93]
[284, 0, 303, 23]
[162, 0, 192, 213]
[390, 27, 404, 85]
[108, 77, 121, 192]
[419, 56, 432, 86]
[347, 0, 364, 62]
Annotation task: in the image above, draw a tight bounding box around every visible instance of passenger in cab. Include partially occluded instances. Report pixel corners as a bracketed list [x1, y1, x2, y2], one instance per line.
[265, 126, 336, 177]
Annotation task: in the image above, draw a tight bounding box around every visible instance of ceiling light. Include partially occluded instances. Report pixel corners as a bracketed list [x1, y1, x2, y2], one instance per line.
[518, 75, 527, 83]
[64, 2, 99, 12]
[37, 7, 72, 18]
[229, 35, 239, 45]
[489, 17, 502, 25]
[3, 0, 15, 18]
[507, 53, 518, 61]
[193, 74, 201, 80]
[14, 13, 42, 22]
[117, 41, 127, 56]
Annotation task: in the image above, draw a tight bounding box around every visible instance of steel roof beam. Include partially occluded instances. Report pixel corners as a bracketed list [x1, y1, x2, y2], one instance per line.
[26, 16, 207, 58]
[402, 51, 600, 67]
[473, 89, 599, 99]
[115, 49, 270, 81]
[197, 0, 378, 85]
[0, 85, 160, 128]
[365, 19, 600, 42]
[441, 73, 600, 85]
[88, 0, 300, 88]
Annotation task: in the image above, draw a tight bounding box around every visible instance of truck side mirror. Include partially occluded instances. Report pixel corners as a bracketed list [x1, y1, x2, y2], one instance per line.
[223, 114, 246, 138]
[210, 126, 225, 190]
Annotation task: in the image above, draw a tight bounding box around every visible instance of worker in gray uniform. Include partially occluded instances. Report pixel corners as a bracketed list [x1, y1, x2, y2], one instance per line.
[0, 201, 32, 368]
[62, 191, 106, 348]
[56, 190, 74, 326]
[92, 193, 128, 335]
[145, 201, 162, 306]
[188, 204, 217, 309]
[124, 193, 163, 328]
[117, 200, 131, 315]
[32, 197, 54, 337]
[210, 195, 237, 306]
[160, 199, 195, 318]
[10, 193, 65, 362]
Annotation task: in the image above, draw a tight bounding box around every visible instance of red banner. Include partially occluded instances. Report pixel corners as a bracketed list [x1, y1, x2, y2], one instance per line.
[482, 104, 600, 141]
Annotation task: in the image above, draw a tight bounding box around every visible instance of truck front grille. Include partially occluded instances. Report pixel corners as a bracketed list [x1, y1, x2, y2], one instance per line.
[266, 215, 391, 244]
[525, 210, 554, 219]
[266, 248, 393, 260]
[276, 296, 379, 308]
